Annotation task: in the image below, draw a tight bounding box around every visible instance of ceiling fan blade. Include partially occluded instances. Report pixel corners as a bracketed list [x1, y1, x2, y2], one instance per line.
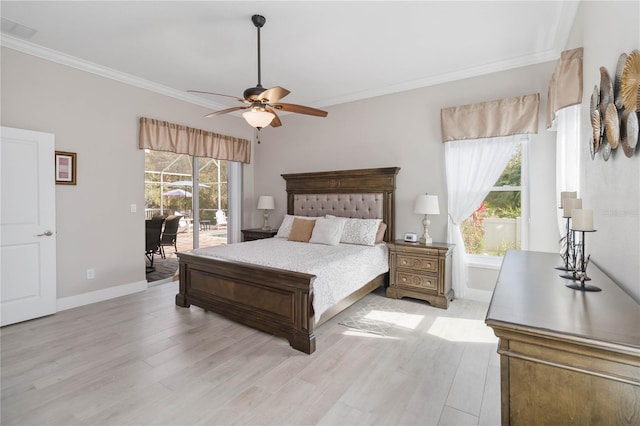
[265, 107, 282, 127]
[259, 86, 290, 103]
[272, 103, 328, 117]
[204, 106, 250, 118]
[188, 90, 247, 103]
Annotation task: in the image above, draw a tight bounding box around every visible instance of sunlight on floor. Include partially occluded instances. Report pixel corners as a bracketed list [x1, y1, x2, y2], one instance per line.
[365, 310, 424, 330]
[427, 317, 498, 343]
[342, 330, 401, 340]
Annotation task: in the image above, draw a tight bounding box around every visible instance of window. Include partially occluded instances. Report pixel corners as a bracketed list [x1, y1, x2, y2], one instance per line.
[461, 141, 528, 259]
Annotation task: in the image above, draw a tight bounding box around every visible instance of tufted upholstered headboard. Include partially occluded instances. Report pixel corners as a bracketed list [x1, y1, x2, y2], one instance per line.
[281, 167, 400, 242]
[292, 193, 384, 219]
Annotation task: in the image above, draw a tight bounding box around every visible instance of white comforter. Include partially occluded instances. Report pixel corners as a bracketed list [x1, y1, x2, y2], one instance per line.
[190, 238, 389, 322]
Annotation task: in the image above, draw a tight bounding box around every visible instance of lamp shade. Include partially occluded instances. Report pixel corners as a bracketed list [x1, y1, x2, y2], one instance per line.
[243, 108, 275, 128]
[257, 195, 275, 210]
[414, 194, 440, 215]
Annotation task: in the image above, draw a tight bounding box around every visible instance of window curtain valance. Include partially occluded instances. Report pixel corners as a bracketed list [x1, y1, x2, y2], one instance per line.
[546, 47, 583, 129]
[441, 93, 540, 142]
[139, 117, 251, 164]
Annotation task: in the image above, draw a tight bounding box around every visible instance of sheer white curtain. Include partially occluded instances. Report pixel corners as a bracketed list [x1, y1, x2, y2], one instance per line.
[554, 105, 581, 236]
[445, 135, 525, 298]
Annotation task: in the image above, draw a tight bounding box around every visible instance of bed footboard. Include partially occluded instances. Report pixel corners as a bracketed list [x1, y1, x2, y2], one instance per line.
[176, 252, 318, 354]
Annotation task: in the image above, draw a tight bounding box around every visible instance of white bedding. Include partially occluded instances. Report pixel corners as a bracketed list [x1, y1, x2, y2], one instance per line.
[190, 238, 389, 322]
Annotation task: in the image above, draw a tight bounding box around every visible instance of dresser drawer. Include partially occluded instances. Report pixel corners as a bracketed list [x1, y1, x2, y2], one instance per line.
[396, 271, 438, 291]
[396, 254, 438, 273]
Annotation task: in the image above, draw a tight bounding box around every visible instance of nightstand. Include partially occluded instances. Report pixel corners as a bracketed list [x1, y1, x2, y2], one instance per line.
[241, 228, 278, 242]
[386, 240, 454, 309]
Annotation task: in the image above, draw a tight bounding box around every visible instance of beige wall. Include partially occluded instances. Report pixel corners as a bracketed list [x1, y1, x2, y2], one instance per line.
[568, 1, 639, 301]
[1, 47, 253, 299]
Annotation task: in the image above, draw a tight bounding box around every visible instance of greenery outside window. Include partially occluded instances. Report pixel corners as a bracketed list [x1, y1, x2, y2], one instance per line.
[462, 143, 528, 262]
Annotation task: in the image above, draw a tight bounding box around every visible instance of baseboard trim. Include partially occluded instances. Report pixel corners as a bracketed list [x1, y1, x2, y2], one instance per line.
[461, 288, 493, 303]
[57, 280, 148, 312]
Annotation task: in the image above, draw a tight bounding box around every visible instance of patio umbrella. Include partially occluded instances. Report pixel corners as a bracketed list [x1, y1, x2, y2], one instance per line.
[164, 188, 192, 212]
[168, 181, 209, 216]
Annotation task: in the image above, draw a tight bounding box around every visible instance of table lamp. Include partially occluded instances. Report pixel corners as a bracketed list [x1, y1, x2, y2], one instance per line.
[257, 195, 275, 230]
[414, 194, 440, 244]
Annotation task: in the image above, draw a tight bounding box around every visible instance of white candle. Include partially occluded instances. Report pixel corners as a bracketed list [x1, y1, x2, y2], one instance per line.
[560, 191, 577, 208]
[563, 198, 582, 218]
[572, 209, 594, 231]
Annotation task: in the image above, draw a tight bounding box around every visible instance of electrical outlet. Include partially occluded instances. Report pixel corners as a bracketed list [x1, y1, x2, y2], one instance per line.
[130, 204, 137, 213]
[86, 268, 95, 279]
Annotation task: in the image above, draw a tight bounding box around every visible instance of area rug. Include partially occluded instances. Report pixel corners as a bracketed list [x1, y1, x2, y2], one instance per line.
[339, 299, 409, 336]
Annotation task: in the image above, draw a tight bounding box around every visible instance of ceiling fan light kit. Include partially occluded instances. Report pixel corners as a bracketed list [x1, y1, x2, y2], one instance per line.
[190, 14, 328, 131]
[242, 108, 275, 129]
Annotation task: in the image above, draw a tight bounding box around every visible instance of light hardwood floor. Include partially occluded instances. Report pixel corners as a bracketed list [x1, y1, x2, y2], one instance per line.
[1, 282, 500, 426]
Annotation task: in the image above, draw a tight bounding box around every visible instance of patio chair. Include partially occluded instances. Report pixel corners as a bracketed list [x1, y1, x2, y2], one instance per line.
[215, 210, 227, 230]
[145, 216, 166, 272]
[160, 215, 181, 259]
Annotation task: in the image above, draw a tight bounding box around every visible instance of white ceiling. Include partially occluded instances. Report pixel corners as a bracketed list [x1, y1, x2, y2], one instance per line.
[1, 1, 579, 112]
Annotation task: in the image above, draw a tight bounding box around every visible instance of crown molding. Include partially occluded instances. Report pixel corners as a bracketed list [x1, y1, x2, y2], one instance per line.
[320, 48, 562, 107]
[318, 2, 579, 107]
[0, 34, 226, 110]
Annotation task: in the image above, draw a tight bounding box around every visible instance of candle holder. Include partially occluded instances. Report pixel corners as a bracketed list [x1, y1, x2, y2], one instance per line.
[562, 229, 601, 292]
[555, 216, 575, 272]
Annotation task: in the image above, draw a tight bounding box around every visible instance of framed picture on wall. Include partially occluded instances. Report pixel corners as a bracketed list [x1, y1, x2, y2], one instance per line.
[55, 151, 77, 185]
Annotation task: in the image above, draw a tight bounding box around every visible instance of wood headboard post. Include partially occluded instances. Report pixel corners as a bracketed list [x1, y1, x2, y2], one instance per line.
[281, 167, 400, 242]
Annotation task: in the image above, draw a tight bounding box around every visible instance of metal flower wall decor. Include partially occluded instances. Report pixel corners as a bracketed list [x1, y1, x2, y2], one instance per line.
[590, 49, 639, 160]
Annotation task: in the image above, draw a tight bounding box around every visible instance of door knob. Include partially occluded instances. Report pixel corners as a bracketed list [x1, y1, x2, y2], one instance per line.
[36, 230, 53, 237]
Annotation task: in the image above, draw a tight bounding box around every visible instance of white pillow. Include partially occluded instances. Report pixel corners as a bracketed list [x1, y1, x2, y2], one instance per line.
[327, 215, 382, 246]
[275, 214, 316, 239]
[309, 217, 346, 246]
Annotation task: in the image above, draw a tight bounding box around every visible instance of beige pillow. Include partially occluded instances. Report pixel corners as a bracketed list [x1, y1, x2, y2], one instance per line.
[275, 214, 315, 238]
[288, 218, 316, 242]
[375, 222, 387, 244]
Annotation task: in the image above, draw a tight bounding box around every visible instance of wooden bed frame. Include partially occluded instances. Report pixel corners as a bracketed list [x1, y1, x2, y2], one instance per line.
[175, 167, 400, 354]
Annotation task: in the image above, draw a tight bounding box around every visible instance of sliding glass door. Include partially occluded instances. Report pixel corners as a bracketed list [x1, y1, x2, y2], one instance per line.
[144, 150, 231, 253]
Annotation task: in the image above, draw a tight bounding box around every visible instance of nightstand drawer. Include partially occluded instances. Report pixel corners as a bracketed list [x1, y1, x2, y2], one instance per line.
[396, 254, 438, 273]
[241, 228, 278, 241]
[396, 271, 438, 290]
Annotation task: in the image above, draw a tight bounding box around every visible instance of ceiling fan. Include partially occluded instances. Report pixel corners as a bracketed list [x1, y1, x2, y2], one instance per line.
[189, 14, 328, 130]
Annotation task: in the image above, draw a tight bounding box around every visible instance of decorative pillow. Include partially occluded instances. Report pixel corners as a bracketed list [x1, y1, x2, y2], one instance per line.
[375, 222, 387, 244]
[275, 214, 315, 238]
[327, 215, 382, 246]
[288, 218, 316, 242]
[309, 217, 346, 246]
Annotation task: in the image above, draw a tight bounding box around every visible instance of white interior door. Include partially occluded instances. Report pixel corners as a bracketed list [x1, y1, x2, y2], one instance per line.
[1, 127, 57, 326]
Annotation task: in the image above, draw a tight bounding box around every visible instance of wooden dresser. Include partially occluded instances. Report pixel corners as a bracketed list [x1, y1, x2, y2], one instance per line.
[386, 240, 454, 309]
[486, 250, 640, 425]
